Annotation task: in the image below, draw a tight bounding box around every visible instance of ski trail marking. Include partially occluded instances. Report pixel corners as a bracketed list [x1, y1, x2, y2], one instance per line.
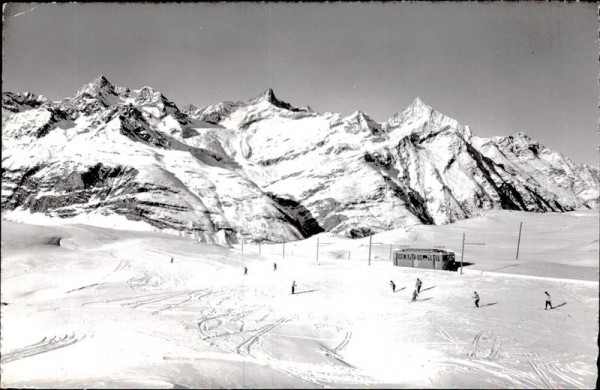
[455, 358, 541, 388]
[431, 316, 461, 346]
[468, 330, 502, 360]
[66, 282, 107, 294]
[550, 362, 585, 388]
[197, 308, 232, 340]
[1, 333, 86, 364]
[332, 331, 352, 353]
[151, 290, 211, 315]
[113, 258, 130, 272]
[124, 290, 200, 309]
[487, 337, 502, 360]
[81, 290, 176, 306]
[236, 318, 287, 358]
[524, 351, 554, 389]
[321, 330, 354, 366]
[468, 331, 483, 359]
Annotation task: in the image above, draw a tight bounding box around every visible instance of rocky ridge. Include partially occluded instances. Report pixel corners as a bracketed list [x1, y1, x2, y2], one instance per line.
[2, 76, 598, 243]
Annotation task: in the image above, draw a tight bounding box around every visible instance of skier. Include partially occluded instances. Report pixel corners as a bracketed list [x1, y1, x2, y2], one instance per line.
[273, 262, 277, 271]
[390, 280, 396, 293]
[545, 291, 553, 310]
[416, 278, 422, 294]
[291, 281, 297, 295]
[411, 289, 418, 302]
[473, 291, 480, 308]
[244, 266, 248, 275]
[170, 257, 174, 264]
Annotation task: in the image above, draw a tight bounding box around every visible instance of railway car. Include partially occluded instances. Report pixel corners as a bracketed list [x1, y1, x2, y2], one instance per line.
[392, 248, 456, 271]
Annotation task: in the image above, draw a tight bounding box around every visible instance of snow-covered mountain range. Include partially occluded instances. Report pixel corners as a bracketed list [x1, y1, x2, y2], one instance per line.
[2, 76, 598, 244]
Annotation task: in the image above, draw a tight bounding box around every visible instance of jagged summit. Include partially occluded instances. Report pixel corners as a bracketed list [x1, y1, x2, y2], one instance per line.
[1, 91, 48, 113]
[248, 88, 307, 112]
[76, 75, 115, 97]
[382, 96, 477, 142]
[262, 88, 277, 103]
[2, 80, 598, 243]
[343, 110, 383, 135]
[348, 110, 377, 124]
[249, 88, 281, 105]
[94, 74, 111, 86]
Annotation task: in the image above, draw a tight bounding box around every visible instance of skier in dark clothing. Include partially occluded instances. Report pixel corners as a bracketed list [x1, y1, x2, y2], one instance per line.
[545, 291, 553, 310]
[244, 266, 248, 275]
[170, 257, 174, 264]
[416, 278, 422, 294]
[291, 281, 297, 295]
[473, 291, 480, 308]
[411, 289, 418, 302]
[390, 280, 396, 293]
[273, 263, 277, 271]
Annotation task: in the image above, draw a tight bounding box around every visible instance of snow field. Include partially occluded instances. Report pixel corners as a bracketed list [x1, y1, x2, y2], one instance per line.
[1, 212, 598, 388]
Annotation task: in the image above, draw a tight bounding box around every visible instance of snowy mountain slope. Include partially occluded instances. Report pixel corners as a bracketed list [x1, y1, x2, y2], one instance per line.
[1, 215, 598, 388]
[2, 76, 598, 242]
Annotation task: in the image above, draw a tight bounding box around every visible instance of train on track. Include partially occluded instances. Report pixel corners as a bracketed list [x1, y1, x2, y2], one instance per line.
[392, 247, 457, 271]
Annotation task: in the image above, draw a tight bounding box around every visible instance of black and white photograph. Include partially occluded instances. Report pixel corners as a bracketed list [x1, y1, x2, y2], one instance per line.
[1, 2, 598, 388]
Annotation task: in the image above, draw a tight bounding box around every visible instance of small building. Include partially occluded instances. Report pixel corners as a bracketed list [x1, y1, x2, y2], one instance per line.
[392, 248, 456, 271]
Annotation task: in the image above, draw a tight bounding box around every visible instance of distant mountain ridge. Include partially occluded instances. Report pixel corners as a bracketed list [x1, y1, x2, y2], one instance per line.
[2, 75, 598, 243]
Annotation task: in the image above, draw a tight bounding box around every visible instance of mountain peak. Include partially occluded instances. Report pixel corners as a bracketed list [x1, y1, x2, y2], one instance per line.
[76, 75, 115, 97]
[409, 97, 431, 109]
[89, 75, 115, 91]
[264, 88, 276, 102]
[250, 88, 278, 105]
[350, 110, 372, 121]
[95, 74, 111, 84]
[248, 88, 306, 112]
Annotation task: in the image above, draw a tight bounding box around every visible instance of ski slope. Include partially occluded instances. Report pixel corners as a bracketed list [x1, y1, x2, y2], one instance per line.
[1, 209, 598, 388]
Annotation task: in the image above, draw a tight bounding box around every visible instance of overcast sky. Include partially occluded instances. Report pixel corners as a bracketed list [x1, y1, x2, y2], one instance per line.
[3, 2, 597, 166]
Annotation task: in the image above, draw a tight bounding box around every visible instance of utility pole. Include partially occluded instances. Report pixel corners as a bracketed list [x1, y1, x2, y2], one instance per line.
[516, 222, 523, 260]
[460, 233, 485, 275]
[316, 237, 319, 263]
[368, 235, 372, 266]
[460, 233, 465, 275]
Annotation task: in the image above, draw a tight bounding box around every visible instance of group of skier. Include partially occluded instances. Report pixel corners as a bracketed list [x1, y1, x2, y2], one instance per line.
[390, 278, 423, 302]
[170, 256, 555, 307]
[389, 276, 555, 309]
[242, 263, 278, 275]
[241, 263, 300, 294]
[223, 258, 557, 308]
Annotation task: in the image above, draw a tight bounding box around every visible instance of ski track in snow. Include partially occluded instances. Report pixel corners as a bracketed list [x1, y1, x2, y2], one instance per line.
[65, 282, 107, 294]
[1, 333, 86, 364]
[235, 317, 287, 358]
[1, 219, 597, 388]
[112, 258, 130, 272]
